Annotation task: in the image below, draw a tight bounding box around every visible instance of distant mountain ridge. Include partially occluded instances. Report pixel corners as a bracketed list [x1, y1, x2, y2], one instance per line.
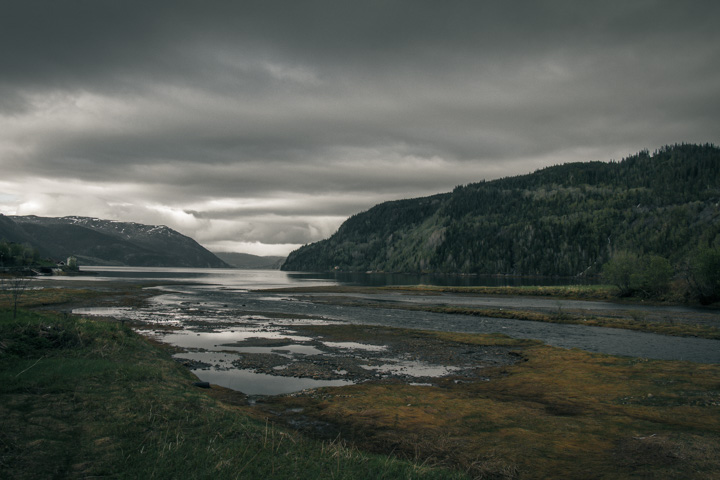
[213, 252, 285, 269]
[0, 215, 230, 268]
[282, 144, 720, 276]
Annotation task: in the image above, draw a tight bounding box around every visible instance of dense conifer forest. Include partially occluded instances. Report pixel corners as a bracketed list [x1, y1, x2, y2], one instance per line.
[283, 144, 720, 279]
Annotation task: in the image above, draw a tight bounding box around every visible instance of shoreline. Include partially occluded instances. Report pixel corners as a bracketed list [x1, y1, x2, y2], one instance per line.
[21, 277, 720, 341]
[259, 284, 720, 340]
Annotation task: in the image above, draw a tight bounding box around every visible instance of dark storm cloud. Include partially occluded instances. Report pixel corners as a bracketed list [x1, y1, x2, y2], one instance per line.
[1, 1, 718, 253]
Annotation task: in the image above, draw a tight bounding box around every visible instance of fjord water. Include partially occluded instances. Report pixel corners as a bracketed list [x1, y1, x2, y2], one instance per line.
[70, 267, 720, 365]
[70, 266, 597, 288]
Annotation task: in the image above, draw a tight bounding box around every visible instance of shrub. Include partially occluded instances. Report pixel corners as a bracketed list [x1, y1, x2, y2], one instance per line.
[635, 255, 673, 297]
[685, 247, 720, 304]
[602, 252, 673, 298]
[602, 252, 641, 297]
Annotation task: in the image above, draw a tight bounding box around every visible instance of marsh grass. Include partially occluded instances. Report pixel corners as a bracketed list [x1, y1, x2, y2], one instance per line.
[265, 326, 720, 479]
[0, 309, 465, 479]
[0, 287, 103, 309]
[386, 284, 619, 300]
[263, 284, 617, 300]
[0, 282, 163, 312]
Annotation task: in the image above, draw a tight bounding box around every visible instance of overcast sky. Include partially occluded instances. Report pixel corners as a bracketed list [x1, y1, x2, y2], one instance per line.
[1, 1, 718, 256]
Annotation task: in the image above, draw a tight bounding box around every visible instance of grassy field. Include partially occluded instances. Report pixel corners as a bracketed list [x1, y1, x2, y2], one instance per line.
[0, 309, 464, 479]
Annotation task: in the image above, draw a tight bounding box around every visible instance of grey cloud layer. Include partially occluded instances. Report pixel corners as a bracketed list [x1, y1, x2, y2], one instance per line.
[1, 1, 718, 253]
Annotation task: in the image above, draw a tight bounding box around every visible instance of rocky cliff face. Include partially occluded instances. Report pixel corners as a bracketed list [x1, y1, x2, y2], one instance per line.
[1, 215, 230, 268]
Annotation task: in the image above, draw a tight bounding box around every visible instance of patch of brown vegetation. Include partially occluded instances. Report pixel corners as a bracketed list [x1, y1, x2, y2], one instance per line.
[254, 326, 720, 479]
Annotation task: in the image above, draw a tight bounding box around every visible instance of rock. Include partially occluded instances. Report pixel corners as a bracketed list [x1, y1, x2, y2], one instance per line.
[193, 381, 211, 389]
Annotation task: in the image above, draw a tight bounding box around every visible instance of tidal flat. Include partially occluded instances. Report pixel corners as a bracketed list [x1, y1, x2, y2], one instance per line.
[4, 279, 720, 478]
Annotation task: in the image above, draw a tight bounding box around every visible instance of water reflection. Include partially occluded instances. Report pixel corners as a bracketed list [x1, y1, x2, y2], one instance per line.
[183, 365, 352, 396]
[68, 266, 598, 288]
[286, 270, 598, 287]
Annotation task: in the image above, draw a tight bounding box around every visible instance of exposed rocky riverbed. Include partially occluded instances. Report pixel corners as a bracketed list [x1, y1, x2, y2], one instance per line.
[140, 312, 525, 395]
[64, 279, 720, 395]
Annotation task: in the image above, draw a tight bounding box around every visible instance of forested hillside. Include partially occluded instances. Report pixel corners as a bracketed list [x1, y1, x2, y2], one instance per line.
[213, 252, 285, 269]
[0, 216, 230, 268]
[282, 144, 720, 276]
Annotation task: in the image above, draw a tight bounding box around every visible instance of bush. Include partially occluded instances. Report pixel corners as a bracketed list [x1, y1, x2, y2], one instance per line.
[636, 255, 673, 297]
[602, 252, 640, 297]
[602, 252, 673, 298]
[685, 247, 720, 304]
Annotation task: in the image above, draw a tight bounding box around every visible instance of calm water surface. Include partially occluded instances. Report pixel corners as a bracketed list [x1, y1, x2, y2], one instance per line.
[67, 266, 596, 288]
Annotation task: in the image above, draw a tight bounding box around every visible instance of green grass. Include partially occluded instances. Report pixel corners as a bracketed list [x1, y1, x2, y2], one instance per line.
[0, 309, 465, 479]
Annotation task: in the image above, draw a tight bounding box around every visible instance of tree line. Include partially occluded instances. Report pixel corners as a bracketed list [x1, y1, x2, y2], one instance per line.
[0, 240, 41, 268]
[602, 247, 720, 304]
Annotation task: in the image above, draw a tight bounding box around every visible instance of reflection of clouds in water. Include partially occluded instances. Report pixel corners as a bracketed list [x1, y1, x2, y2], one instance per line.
[72, 306, 132, 316]
[147, 328, 315, 351]
[322, 341, 387, 352]
[226, 345, 323, 356]
[142, 315, 461, 394]
[360, 360, 460, 378]
[186, 367, 352, 396]
[65, 269, 720, 394]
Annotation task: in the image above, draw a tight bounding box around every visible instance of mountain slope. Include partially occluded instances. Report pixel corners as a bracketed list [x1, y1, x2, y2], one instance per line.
[282, 144, 720, 276]
[212, 252, 285, 269]
[0, 215, 230, 268]
[0, 214, 36, 246]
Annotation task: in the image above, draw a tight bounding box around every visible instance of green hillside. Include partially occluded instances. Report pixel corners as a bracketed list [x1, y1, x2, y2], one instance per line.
[283, 144, 720, 276]
[213, 251, 285, 269]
